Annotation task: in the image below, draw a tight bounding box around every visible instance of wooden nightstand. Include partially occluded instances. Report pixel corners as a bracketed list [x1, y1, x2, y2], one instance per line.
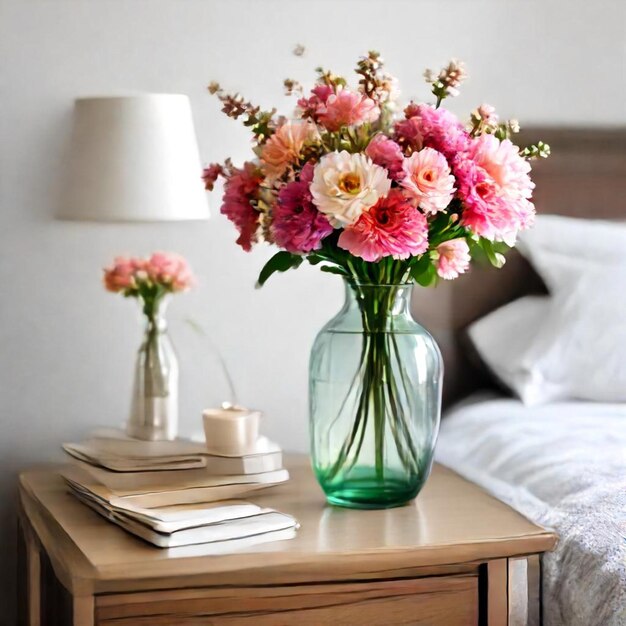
[18, 456, 556, 625]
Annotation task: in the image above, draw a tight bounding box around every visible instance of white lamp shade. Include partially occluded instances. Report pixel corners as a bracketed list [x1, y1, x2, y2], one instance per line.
[58, 94, 209, 221]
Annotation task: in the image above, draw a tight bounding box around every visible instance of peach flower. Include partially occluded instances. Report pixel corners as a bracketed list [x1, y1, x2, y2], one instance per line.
[401, 147, 455, 214]
[317, 88, 380, 132]
[261, 121, 317, 181]
[103, 256, 144, 292]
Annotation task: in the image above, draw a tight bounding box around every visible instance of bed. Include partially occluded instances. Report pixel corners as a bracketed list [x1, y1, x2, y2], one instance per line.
[410, 127, 626, 626]
[437, 395, 626, 625]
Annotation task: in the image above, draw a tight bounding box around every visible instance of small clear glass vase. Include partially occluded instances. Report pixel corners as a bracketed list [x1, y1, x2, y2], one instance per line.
[309, 281, 443, 509]
[127, 298, 179, 441]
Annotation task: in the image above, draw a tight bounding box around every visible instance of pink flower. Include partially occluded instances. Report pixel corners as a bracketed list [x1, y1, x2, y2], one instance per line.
[435, 239, 471, 280]
[396, 103, 469, 159]
[220, 162, 263, 251]
[103, 256, 144, 292]
[272, 163, 333, 253]
[317, 88, 380, 132]
[394, 117, 423, 152]
[338, 190, 428, 262]
[297, 84, 334, 122]
[455, 134, 535, 242]
[401, 147, 455, 214]
[103, 253, 195, 294]
[470, 134, 534, 206]
[260, 121, 317, 181]
[365, 134, 405, 181]
[147, 252, 195, 292]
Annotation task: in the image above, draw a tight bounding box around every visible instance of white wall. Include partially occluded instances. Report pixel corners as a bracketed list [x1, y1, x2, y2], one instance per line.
[1, 0, 624, 619]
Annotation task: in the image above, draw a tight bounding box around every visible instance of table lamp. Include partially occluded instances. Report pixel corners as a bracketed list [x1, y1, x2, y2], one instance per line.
[58, 94, 209, 221]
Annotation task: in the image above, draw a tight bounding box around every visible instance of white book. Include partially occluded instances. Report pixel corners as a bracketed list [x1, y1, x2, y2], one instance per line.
[165, 527, 298, 555]
[68, 488, 265, 533]
[68, 485, 298, 548]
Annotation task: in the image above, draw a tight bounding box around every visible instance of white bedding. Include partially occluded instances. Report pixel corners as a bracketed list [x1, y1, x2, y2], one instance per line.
[436, 394, 626, 626]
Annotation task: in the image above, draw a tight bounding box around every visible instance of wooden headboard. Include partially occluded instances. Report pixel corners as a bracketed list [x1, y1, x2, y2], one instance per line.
[411, 127, 626, 406]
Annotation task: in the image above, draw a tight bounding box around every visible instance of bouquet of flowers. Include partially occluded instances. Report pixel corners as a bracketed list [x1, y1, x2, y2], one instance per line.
[104, 252, 195, 321]
[203, 52, 549, 506]
[104, 252, 195, 441]
[203, 52, 548, 287]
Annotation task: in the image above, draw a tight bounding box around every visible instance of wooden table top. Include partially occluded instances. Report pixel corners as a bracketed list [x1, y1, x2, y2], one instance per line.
[19, 456, 557, 596]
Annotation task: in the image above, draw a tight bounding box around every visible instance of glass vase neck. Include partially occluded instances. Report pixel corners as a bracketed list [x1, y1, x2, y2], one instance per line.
[141, 295, 169, 331]
[343, 281, 414, 318]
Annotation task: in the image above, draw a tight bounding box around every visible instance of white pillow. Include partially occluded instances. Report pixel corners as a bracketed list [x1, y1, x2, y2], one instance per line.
[517, 215, 626, 292]
[468, 296, 551, 403]
[469, 270, 626, 405]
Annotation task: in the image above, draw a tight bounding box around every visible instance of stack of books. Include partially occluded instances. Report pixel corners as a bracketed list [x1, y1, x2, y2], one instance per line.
[61, 429, 297, 549]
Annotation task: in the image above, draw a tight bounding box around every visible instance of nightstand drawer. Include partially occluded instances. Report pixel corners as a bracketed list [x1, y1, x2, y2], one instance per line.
[96, 575, 479, 625]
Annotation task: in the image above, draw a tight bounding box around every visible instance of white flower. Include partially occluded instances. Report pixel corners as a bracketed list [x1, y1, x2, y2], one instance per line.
[310, 151, 391, 226]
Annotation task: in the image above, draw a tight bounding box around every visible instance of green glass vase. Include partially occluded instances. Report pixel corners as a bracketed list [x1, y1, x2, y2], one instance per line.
[309, 281, 443, 509]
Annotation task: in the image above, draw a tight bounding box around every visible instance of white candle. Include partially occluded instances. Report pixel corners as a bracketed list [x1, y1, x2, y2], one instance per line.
[202, 405, 260, 457]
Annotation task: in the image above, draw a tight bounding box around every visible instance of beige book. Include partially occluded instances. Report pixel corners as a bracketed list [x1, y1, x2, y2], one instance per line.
[71, 459, 289, 494]
[61, 464, 289, 509]
[63, 442, 206, 471]
[63, 431, 282, 473]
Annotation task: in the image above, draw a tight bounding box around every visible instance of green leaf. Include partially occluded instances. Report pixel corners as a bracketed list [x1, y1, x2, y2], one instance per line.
[256, 251, 303, 287]
[306, 253, 325, 266]
[469, 238, 509, 269]
[319, 265, 348, 277]
[410, 255, 437, 287]
[481, 240, 508, 268]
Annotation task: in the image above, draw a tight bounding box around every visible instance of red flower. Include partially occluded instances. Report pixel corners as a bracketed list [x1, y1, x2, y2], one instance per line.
[220, 162, 263, 251]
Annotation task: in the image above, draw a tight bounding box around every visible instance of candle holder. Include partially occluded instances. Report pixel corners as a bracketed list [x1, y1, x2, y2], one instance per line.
[202, 405, 260, 456]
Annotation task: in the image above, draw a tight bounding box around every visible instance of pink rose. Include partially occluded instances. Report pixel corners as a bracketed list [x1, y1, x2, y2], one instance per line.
[103, 256, 143, 292]
[147, 252, 195, 292]
[401, 147, 455, 214]
[103, 253, 195, 294]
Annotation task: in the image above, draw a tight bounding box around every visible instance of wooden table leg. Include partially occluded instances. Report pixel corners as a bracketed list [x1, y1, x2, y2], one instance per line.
[72, 595, 95, 626]
[487, 559, 508, 626]
[20, 518, 41, 626]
